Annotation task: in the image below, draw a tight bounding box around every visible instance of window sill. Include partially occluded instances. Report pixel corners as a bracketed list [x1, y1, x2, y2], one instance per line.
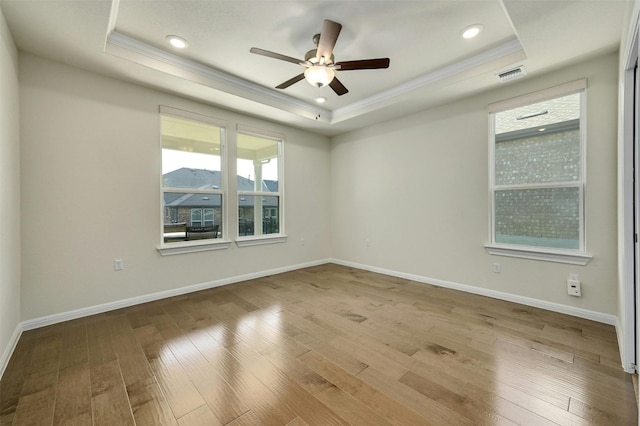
[484, 244, 592, 265]
[235, 234, 287, 247]
[157, 239, 231, 256]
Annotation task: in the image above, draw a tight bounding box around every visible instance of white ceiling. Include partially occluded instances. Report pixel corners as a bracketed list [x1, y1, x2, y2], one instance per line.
[0, 0, 630, 136]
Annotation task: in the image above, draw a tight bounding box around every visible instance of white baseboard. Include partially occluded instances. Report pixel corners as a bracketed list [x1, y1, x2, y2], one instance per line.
[21, 258, 331, 331]
[330, 258, 617, 325]
[0, 258, 330, 380]
[0, 323, 23, 380]
[2, 257, 618, 381]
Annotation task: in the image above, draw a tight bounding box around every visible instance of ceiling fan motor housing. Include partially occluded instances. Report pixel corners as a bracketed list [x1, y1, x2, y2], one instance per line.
[305, 49, 334, 65]
[250, 19, 389, 96]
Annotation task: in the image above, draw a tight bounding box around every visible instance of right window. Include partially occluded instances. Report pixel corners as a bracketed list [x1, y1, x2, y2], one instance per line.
[236, 127, 283, 240]
[489, 81, 586, 255]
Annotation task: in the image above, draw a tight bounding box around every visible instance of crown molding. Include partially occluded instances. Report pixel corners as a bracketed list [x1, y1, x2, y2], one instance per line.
[103, 0, 526, 126]
[106, 30, 525, 126]
[105, 30, 333, 123]
[106, 0, 525, 131]
[332, 38, 525, 123]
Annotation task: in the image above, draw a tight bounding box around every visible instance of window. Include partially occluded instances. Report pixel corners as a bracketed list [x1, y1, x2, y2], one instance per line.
[236, 126, 284, 242]
[190, 208, 214, 226]
[487, 80, 590, 264]
[159, 106, 227, 252]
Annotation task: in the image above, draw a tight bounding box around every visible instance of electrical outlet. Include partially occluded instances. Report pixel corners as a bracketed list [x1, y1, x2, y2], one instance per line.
[492, 263, 501, 273]
[567, 274, 581, 296]
[300, 237, 305, 246]
[114, 259, 124, 271]
[366, 238, 371, 247]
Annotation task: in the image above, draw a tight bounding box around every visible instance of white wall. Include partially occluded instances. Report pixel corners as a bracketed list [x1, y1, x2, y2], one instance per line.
[0, 7, 21, 373]
[331, 52, 619, 317]
[19, 53, 331, 321]
[10, 36, 623, 354]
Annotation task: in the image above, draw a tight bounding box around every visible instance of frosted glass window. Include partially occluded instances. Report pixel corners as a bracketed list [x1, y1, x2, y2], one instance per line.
[495, 127, 580, 185]
[494, 188, 580, 249]
[490, 88, 585, 252]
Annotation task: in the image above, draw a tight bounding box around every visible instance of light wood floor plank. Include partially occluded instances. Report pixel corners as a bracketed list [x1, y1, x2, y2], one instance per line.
[90, 360, 135, 426]
[0, 334, 36, 424]
[0, 264, 636, 425]
[52, 363, 92, 426]
[410, 339, 587, 425]
[176, 404, 222, 426]
[297, 349, 432, 426]
[187, 328, 296, 425]
[423, 326, 574, 410]
[399, 370, 519, 425]
[163, 326, 250, 424]
[10, 330, 62, 425]
[357, 365, 474, 425]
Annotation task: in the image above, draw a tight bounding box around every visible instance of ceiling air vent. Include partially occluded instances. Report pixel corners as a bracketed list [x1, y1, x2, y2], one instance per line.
[496, 66, 526, 83]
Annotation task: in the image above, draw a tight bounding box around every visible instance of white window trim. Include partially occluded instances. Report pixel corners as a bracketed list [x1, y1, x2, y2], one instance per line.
[157, 106, 230, 255]
[486, 79, 591, 265]
[235, 234, 288, 247]
[484, 244, 591, 265]
[487, 79, 587, 113]
[235, 124, 286, 246]
[158, 239, 231, 256]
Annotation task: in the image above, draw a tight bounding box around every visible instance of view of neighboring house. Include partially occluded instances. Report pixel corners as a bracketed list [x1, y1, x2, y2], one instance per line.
[163, 167, 279, 239]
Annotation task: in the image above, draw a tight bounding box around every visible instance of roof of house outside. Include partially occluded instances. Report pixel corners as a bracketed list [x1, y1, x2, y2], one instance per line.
[163, 168, 278, 207]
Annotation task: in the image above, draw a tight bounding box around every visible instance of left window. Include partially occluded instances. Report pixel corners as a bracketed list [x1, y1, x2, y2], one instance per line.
[160, 107, 226, 248]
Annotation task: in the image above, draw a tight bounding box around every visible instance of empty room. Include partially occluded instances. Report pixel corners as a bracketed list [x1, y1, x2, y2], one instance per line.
[2, 0, 640, 424]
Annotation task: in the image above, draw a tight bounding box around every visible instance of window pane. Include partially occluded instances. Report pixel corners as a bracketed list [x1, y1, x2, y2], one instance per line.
[495, 127, 580, 185]
[494, 187, 579, 250]
[495, 93, 580, 134]
[163, 193, 222, 242]
[237, 133, 279, 193]
[204, 208, 214, 226]
[191, 209, 202, 225]
[495, 93, 580, 185]
[161, 113, 225, 245]
[162, 115, 222, 190]
[238, 195, 279, 236]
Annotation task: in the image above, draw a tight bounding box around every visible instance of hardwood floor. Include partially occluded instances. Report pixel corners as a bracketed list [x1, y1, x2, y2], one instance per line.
[0, 264, 636, 425]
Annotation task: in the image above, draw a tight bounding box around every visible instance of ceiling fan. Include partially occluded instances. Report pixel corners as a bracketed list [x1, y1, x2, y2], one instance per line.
[250, 19, 390, 96]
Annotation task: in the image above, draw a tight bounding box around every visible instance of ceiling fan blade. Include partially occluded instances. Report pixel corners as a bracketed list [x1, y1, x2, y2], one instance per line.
[335, 58, 390, 71]
[276, 73, 305, 89]
[317, 19, 342, 62]
[250, 47, 303, 65]
[329, 77, 348, 96]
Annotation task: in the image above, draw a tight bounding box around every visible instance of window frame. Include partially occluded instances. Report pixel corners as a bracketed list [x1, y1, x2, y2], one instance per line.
[235, 124, 286, 247]
[157, 106, 230, 256]
[190, 208, 215, 227]
[485, 79, 592, 265]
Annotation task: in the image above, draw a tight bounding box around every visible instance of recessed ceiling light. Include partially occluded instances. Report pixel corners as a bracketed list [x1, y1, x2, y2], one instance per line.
[166, 35, 188, 49]
[315, 97, 327, 104]
[461, 24, 483, 39]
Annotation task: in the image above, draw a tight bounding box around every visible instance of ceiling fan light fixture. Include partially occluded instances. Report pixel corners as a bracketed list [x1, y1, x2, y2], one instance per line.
[304, 66, 335, 88]
[166, 35, 188, 49]
[461, 24, 483, 39]
[250, 19, 389, 96]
